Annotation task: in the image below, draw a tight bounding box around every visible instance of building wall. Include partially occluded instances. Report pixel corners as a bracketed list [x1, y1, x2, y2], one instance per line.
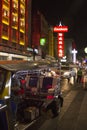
[26, 0, 32, 48]
[31, 11, 41, 47]
[1, 0, 25, 46]
[64, 38, 74, 62]
[0, 0, 32, 60]
[31, 10, 49, 57]
[53, 35, 58, 59]
[48, 27, 54, 57]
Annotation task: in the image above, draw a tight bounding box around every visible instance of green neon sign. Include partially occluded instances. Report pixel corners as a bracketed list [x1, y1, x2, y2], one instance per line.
[40, 38, 46, 46]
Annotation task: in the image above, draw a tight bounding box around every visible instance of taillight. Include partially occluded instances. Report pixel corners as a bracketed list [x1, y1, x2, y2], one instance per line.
[47, 95, 54, 99]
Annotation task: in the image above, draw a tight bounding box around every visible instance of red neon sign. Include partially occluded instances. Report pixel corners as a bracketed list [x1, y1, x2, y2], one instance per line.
[58, 33, 64, 57]
[53, 24, 68, 58]
[54, 26, 68, 32]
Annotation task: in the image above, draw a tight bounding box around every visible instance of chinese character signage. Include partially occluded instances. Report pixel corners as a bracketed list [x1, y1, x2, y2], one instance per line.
[53, 23, 68, 58]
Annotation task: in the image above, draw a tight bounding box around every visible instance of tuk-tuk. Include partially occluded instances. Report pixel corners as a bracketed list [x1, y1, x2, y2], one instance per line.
[0, 60, 63, 130]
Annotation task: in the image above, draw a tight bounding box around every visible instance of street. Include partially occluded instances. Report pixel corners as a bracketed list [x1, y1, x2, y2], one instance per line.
[27, 77, 87, 130]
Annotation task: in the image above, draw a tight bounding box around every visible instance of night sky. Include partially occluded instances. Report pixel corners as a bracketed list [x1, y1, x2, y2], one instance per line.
[32, 0, 87, 57]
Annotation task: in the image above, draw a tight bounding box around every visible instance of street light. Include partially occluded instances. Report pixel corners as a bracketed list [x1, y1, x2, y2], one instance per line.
[84, 47, 87, 54]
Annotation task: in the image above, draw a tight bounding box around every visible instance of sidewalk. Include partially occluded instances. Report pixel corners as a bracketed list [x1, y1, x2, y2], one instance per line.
[56, 88, 87, 130]
[82, 75, 87, 89]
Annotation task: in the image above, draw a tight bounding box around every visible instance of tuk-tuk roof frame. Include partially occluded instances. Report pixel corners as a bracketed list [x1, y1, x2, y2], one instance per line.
[0, 60, 53, 72]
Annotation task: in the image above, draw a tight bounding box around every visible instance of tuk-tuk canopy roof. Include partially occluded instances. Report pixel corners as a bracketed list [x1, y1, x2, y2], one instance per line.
[0, 60, 54, 72]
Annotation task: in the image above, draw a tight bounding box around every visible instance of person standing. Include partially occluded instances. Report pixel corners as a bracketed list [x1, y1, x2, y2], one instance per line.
[77, 68, 83, 83]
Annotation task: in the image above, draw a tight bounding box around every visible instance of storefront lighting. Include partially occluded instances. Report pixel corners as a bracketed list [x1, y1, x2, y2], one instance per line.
[19, 41, 25, 45]
[2, 36, 9, 40]
[2, 20, 9, 25]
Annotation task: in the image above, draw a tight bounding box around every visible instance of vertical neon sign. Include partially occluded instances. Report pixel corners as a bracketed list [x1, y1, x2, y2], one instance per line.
[53, 22, 68, 58]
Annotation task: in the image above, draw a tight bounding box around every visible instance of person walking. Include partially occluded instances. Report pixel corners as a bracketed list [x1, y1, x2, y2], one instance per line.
[77, 68, 83, 83]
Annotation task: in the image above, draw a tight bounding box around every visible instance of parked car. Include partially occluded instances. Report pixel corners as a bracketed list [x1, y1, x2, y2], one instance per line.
[61, 66, 76, 79]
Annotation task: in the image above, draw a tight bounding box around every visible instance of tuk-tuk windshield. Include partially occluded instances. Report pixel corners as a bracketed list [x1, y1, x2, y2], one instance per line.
[29, 77, 38, 87]
[41, 77, 53, 92]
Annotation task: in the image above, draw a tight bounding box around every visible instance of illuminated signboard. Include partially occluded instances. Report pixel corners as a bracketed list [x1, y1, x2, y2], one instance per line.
[58, 33, 64, 57]
[40, 38, 46, 46]
[53, 23, 68, 58]
[53, 26, 68, 32]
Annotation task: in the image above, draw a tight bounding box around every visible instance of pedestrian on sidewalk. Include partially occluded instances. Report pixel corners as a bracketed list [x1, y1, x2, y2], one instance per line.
[77, 68, 83, 83]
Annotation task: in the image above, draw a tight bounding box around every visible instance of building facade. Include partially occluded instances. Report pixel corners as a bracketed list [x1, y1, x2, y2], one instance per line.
[64, 38, 74, 62]
[48, 27, 54, 57]
[0, 0, 32, 60]
[31, 10, 49, 58]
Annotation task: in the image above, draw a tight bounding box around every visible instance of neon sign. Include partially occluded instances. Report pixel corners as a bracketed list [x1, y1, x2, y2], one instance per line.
[53, 26, 68, 32]
[53, 22, 68, 58]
